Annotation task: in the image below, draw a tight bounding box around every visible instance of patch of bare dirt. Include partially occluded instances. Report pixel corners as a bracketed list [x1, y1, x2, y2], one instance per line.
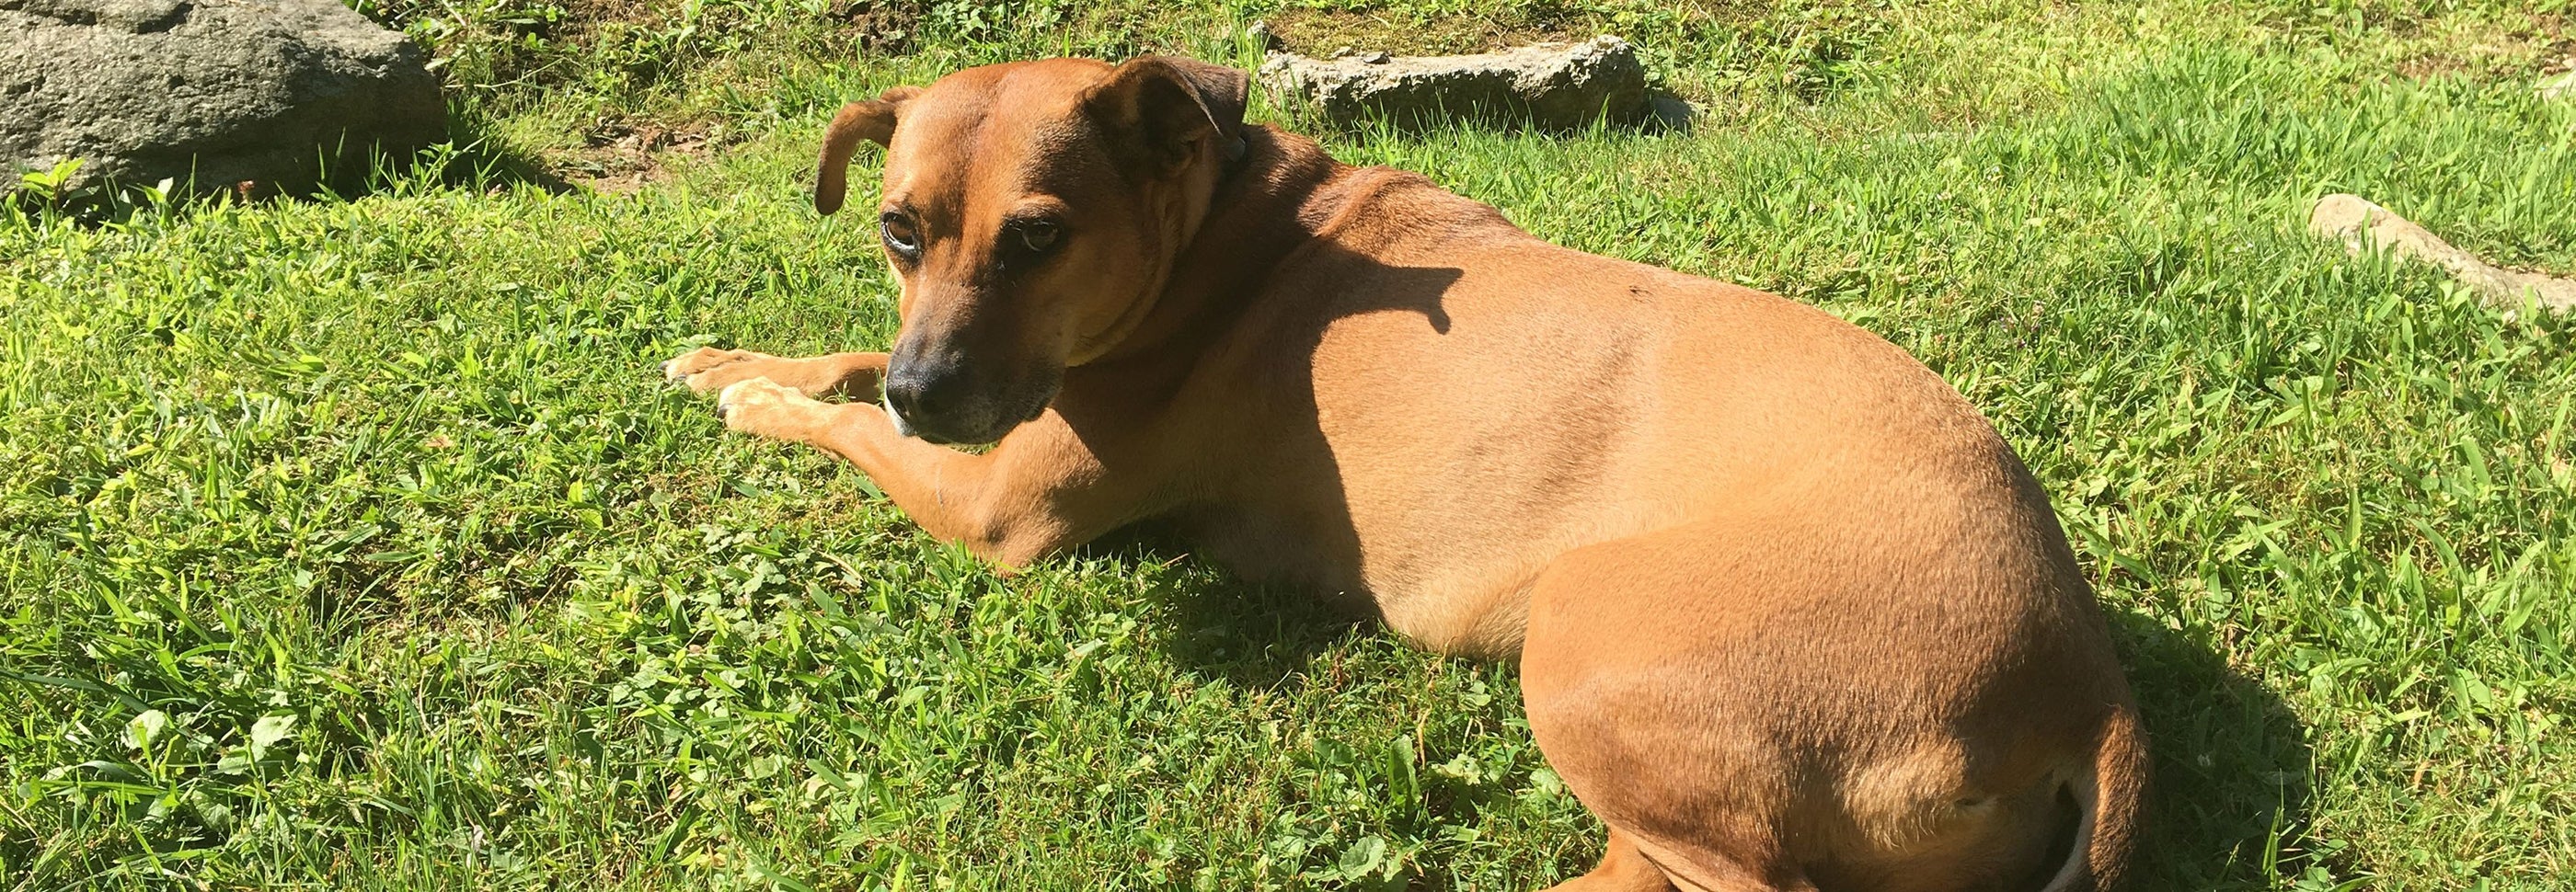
[822, 0, 923, 53]
[556, 116, 716, 195]
[550, 0, 662, 40]
[2389, 9, 2573, 83]
[2395, 53, 2471, 80]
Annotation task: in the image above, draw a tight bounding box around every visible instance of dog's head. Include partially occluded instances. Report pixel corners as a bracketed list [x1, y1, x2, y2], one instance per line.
[816, 56, 1250, 445]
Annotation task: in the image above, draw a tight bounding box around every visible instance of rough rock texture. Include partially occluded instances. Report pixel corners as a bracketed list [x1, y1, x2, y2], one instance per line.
[2310, 193, 2576, 316]
[1259, 36, 1652, 129]
[1, 0, 445, 195]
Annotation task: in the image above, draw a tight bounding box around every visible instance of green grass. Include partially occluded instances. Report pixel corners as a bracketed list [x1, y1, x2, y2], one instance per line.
[6, 0, 2575, 888]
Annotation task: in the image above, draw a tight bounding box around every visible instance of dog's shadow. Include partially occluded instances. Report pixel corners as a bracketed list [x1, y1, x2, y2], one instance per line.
[1080, 530, 1535, 890]
[1078, 524, 1370, 691]
[2111, 610, 2322, 890]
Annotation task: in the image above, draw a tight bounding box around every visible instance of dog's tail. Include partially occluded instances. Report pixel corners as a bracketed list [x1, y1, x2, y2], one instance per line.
[813, 89, 915, 215]
[2037, 705, 2149, 892]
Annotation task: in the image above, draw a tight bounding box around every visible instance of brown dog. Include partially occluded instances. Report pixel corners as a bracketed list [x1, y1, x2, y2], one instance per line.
[663, 55, 2146, 891]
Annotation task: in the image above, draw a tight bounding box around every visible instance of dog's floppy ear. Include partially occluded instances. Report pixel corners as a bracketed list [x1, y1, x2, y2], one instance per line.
[815, 86, 920, 215]
[1082, 56, 1250, 177]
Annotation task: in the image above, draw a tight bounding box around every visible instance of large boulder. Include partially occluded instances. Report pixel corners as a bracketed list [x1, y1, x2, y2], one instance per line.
[1, 0, 445, 196]
[1258, 36, 1652, 130]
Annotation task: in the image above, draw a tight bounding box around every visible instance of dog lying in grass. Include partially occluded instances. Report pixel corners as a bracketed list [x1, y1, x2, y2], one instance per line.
[664, 55, 2145, 892]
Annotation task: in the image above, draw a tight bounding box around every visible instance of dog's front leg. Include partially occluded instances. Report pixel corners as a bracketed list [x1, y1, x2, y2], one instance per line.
[662, 347, 889, 399]
[707, 377, 1122, 567]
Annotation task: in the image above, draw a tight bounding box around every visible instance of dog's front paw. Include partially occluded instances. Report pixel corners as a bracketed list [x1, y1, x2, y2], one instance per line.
[663, 347, 781, 394]
[714, 377, 817, 437]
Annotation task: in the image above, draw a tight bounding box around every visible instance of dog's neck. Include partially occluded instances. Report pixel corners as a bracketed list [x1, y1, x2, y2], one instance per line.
[1077, 125, 1350, 368]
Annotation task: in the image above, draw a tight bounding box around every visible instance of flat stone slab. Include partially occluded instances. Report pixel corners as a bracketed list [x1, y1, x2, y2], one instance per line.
[1, 0, 446, 196]
[2310, 193, 2576, 316]
[1259, 36, 1653, 129]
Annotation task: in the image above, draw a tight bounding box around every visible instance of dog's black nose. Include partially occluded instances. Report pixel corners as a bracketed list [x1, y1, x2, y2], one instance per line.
[881, 344, 1054, 445]
[882, 363, 946, 421]
[884, 354, 983, 433]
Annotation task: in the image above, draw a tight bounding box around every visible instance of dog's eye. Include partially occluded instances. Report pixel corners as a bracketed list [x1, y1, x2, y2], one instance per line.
[880, 212, 920, 257]
[1017, 220, 1060, 255]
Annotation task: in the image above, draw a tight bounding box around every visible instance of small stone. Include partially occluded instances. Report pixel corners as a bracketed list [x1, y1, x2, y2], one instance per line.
[1330, 46, 1356, 59]
[1361, 51, 1391, 64]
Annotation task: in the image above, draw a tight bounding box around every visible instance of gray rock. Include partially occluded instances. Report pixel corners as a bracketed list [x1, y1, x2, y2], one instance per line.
[1, 0, 444, 196]
[1259, 36, 1652, 130]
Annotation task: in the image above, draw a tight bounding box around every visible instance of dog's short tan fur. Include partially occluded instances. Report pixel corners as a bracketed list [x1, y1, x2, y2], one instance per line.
[664, 56, 2146, 891]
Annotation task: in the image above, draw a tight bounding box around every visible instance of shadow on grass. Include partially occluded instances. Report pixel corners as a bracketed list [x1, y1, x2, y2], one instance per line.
[418, 108, 581, 197]
[6, 133, 577, 230]
[2111, 610, 2318, 890]
[410, 142, 581, 198]
[1081, 522, 1371, 692]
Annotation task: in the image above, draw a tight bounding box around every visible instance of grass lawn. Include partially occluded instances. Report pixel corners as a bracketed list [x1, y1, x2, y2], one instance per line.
[5, 0, 2573, 888]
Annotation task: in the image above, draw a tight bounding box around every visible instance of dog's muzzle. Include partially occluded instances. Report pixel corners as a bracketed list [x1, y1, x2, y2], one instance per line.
[880, 357, 1056, 446]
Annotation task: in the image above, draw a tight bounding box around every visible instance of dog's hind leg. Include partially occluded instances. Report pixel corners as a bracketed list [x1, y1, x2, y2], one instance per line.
[664, 347, 888, 399]
[1519, 510, 2112, 892]
[1518, 523, 1815, 892]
